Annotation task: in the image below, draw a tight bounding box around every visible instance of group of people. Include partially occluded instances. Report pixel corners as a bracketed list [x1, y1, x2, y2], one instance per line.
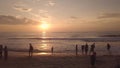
[0, 43, 113, 68]
[81, 43, 111, 55]
[80, 43, 111, 67]
[81, 43, 97, 67]
[81, 43, 96, 55]
[0, 45, 8, 60]
[0, 43, 34, 60]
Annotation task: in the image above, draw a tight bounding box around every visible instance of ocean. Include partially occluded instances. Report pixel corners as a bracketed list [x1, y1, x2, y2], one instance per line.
[0, 32, 120, 55]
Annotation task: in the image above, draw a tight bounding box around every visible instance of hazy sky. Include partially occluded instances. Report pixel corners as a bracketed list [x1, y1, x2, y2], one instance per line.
[0, 0, 120, 32]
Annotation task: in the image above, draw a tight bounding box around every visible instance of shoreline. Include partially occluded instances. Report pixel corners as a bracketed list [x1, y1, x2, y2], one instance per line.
[0, 51, 120, 68]
[8, 50, 120, 56]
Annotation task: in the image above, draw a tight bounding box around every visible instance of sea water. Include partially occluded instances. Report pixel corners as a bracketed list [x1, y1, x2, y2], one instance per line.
[0, 32, 120, 55]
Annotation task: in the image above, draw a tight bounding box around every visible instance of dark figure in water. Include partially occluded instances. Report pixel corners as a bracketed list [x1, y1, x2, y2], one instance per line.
[107, 43, 111, 55]
[81, 45, 85, 55]
[75, 44, 78, 56]
[4, 46, 8, 60]
[51, 46, 54, 54]
[85, 43, 89, 55]
[107, 43, 111, 51]
[90, 52, 96, 67]
[90, 43, 95, 54]
[0, 45, 3, 59]
[29, 43, 34, 57]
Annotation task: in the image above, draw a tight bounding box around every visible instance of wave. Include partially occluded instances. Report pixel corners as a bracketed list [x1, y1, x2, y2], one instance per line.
[100, 35, 120, 37]
[8, 48, 50, 53]
[8, 37, 120, 42]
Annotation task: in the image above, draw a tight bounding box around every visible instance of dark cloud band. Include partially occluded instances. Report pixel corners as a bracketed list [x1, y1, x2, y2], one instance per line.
[0, 15, 39, 25]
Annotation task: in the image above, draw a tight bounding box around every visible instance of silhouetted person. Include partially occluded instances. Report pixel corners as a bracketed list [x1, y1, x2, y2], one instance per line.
[29, 43, 33, 57]
[4, 46, 8, 60]
[107, 43, 111, 55]
[116, 64, 120, 68]
[107, 43, 111, 51]
[81, 45, 85, 55]
[75, 44, 78, 56]
[85, 43, 89, 55]
[116, 61, 120, 68]
[0, 45, 3, 59]
[90, 52, 96, 67]
[51, 46, 54, 54]
[90, 43, 95, 54]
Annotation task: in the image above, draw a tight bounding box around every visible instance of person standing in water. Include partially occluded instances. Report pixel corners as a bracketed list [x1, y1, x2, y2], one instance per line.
[107, 43, 111, 51]
[81, 45, 85, 55]
[29, 43, 34, 57]
[90, 43, 95, 54]
[4, 46, 8, 60]
[107, 43, 111, 55]
[85, 43, 89, 55]
[51, 46, 54, 55]
[0, 45, 3, 59]
[75, 44, 78, 56]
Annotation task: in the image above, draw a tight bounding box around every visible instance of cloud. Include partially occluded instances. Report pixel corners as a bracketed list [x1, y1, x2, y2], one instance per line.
[46, 0, 56, 7]
[98, 13, 120, 19]
[13, 2, 32, 12]
[39, 10, 48, 14]
[31, 0, 56, 7]
[70, 16, 78, 20]
[0, 15, 39, 25]
[35, 0, 41, 2]
[48, 1, 55, 6]
[38, 10, 50, 18]
[66, 16, 80, 24]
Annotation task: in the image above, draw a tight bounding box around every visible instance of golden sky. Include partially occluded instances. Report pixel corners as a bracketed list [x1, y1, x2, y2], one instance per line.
[0, 0, 120, 32]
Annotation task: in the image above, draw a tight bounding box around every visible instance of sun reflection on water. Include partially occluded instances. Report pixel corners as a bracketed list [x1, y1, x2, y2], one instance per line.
[41, 44, 48, 49]
[36, 52, 51, 55]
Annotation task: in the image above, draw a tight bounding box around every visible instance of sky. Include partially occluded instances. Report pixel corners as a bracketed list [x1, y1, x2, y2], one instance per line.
[0, 0, 120, 32]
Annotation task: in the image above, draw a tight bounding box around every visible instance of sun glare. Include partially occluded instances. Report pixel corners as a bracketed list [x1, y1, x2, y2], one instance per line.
[40, 23, 49, 30]
[41, 23, 48, 29]
[39, 20, 50, 33]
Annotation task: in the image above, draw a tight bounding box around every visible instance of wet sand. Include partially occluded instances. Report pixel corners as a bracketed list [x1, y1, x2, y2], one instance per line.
[0, 52, 120, 68]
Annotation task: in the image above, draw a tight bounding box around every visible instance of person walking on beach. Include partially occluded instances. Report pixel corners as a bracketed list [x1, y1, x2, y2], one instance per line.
[107, 43, 111, 55]
[90, 52, 96, 67]
[81, 45, 85, 55]
[29, 43, 34, 57]
[4, 46, 8, 60]
[85, 43, 89, 55]
[0, 45, 3, 59]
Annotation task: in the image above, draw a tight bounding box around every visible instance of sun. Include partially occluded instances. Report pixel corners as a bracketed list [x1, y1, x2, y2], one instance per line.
[40, 23, 49, 30]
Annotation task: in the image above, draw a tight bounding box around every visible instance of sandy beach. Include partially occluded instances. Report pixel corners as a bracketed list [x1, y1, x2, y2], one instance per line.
[0, 52, 119, 68]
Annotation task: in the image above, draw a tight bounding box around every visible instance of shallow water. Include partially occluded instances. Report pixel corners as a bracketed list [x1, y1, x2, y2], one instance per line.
[0, 32, 120, 55]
